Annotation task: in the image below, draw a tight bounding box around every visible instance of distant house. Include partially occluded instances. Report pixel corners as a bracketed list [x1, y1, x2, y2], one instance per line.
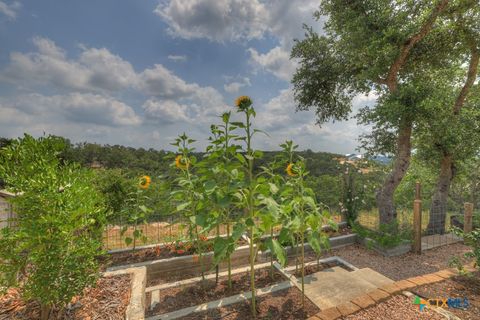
[89, 160, 104, 169]
[0, 190, 16, 229]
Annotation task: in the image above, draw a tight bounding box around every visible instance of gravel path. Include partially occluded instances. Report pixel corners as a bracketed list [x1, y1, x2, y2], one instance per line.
[342, 295, 445, 320]
[303, 243, 471, 281]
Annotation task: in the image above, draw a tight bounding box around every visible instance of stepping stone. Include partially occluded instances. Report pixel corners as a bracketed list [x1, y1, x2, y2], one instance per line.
[351, 268, 394, 287]
[300, 267, 394, 310]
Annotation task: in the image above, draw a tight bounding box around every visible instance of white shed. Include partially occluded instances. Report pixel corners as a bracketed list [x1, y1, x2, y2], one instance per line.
[0, 190, 16, 229]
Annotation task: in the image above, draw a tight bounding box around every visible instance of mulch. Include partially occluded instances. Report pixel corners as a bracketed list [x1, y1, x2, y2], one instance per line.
[0, 274, 131, 320]
[146, 267, 286, 316]
[103, 238, 247, 269]
[342, 295, 445, 320]
[293, 260, 350, 277]
[177, 287, 319, 320]
[305, 243, 472, 281]
[411, 271, 480, 320]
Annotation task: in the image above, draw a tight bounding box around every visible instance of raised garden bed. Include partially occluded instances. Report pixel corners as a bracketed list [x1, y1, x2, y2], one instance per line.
[0, 274, 132, 320]
[412, 271, 480, 320]
[103, 237, 247, 268]
[146, 267, 285, 317]
[357, 237, 411, 257]
[258, 233, 358, 263]
[175, 287, 319, 320]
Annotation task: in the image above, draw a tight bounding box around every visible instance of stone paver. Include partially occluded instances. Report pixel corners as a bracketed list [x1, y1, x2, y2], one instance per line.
[316, 307, 341, 320]
[380, 283, 402, 294]
[433, 269, 456, 279]
[336, 302, 361, 316]
[407, 275, 430, 286]
[393, 279, 416, 290]
[310, 266, 459, 320]
[366, 288, 390, 302]
[351, 294, 375, 309]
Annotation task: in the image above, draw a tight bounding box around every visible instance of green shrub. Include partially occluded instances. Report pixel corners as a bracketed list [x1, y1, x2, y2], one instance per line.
[451, 227, 480, 273]
[353, 221, 412, 249]
[0, 134, 106, 319]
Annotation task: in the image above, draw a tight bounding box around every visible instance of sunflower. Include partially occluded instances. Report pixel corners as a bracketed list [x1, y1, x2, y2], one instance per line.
[286, 163, 297, 177]
[139, 175, 151, 189]
[175, 155, 190, 170]
[235, 95, 252, 110]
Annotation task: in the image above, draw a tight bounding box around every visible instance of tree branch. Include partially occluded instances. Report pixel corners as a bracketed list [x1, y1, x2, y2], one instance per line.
[382, 0, 450, 92]
[453, 40, 480, 115]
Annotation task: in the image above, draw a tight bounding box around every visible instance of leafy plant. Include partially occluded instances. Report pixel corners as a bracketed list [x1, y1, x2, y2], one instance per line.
[0, 134, 106, 320]
[279, 140, 334, 308]
[451, 227, 480, 273]
[120, 176, 152, 250]
[353, 221, 411, 249]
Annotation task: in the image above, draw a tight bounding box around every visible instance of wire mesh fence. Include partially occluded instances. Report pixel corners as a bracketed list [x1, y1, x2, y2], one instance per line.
[103, 212, 244, 251]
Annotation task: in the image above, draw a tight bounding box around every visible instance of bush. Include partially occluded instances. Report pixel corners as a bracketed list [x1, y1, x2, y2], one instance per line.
[353, 221, 412, 249]
[0, 135, 106, 319]
[451, 227, 480, 272]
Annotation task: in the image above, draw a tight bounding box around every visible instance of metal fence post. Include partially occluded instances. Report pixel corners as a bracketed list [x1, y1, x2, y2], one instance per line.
[413, 182, 422, 254]
[464, 202, 473, 234]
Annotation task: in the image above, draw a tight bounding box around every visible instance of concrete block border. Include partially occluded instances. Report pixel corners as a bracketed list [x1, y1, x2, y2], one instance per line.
[146, 281, 293, 320]
[104, 267, 146, 320]
[309, 266, 470, 320]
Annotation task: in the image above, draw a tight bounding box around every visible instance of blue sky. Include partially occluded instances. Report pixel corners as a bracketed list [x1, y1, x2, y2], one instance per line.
[0, 0, 374, 153]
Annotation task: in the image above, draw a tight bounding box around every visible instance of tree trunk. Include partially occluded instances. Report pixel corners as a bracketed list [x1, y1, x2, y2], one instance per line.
[40, 304, 51, 320]
[377, 122, 412, 225]
[426, 155, 455, 235]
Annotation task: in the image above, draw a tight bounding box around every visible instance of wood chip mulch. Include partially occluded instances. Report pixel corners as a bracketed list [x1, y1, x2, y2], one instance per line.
[178, 287, 319, 320]
[0, 274, 131, 320]
[342, 295, 445, 320]
[412, 271, 480, 320]
[146, 267, 286, 316]
[306, 243, 472, 281]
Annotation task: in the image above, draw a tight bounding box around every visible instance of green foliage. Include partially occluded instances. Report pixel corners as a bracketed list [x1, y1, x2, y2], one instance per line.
[353, 222, 412, 249]
[0, 134, 106, 314]
[451, 227, 480, 273]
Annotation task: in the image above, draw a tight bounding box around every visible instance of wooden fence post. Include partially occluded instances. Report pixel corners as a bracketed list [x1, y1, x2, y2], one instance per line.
[413, 182, 422, 254]
[464, 202, 473, 234]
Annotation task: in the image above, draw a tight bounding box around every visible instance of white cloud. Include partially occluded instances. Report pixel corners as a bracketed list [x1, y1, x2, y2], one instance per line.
[223, 77, 250, 93]
[248, 47, 297, 82]
[167, 54, 187, 62]
[154, 0, 268, 42]
[138, 64, 199, 99]
[142, 99, 190, 123]
[0, 1, 20, 19]
[5, 93, 141, 127]
[251, 88, 372, 153]
[1, 37, 137, 93]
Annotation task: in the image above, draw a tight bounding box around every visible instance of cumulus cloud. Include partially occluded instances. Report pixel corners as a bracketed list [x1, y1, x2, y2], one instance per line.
[154, 0, 267, 42]
[0, 1, 20, 19]
[142, 99, 190, 123]
[248, 47, 297, 82]
[252, 88, 373, 153]
[223, 77, 250, 93]
[1, 37, 137, 92]
[4, 93, 141, 127]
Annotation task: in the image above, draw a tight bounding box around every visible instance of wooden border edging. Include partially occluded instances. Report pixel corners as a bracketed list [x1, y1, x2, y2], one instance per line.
[146, 281, 292, 320]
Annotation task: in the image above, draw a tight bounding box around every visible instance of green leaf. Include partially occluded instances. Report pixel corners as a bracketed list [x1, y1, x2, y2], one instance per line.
[265, 238, 286, 266]
[124, 237, 133, 245]
[176, 202, 191, 212]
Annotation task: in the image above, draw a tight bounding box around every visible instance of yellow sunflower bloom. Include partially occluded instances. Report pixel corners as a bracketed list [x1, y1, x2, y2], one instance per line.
[175, 155, 190, 170]
[286, 163, 297, 177]
[235, 95, 252, 109]
[139, 175, 151, 189]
